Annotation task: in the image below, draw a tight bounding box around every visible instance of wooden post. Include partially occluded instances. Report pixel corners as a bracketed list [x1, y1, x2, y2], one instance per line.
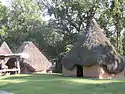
[17, 57, 20, 74]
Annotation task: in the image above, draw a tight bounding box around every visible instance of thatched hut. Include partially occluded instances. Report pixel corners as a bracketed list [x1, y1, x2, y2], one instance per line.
[62, 19, 125, 79]
[16, 41, 52, 73]
[0, 42, 20, 75]
[0, 42, 15, 70]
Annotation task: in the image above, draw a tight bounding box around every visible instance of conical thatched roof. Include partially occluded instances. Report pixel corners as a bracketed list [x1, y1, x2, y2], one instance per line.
[0, 42, 13, 65]
[1, 41, 13, 54]
[16, 41, 52, 72]
[62, 19, 125, 74]
[0, 48, 8, 54]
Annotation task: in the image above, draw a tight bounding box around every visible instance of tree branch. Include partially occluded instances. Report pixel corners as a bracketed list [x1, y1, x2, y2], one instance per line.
[65, 14, 80, 32]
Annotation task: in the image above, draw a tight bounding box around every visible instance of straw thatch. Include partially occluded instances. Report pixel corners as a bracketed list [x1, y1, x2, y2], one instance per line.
[1, 42, 13, 54]
[16, 41, 52, 73]
[62, 18, 125, 74]
[0, 48, 8, 54]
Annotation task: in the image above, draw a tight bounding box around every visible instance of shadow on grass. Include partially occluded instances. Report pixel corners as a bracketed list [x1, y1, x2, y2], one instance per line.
[2, 73, 65, 81]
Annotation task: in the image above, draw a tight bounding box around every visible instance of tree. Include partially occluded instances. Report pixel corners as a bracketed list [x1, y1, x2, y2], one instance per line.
[4, 0, 44, 51]
[40, 0, 125, 55]
[98, 0, 125, 53]
[123, 31, 125, 55]
[0, 2, 9, 42]
[37, 0, 102, 55]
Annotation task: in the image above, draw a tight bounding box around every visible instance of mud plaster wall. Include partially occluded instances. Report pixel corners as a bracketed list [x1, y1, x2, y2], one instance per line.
[83, 64, 100, 78]
[62, 66, 77, 77]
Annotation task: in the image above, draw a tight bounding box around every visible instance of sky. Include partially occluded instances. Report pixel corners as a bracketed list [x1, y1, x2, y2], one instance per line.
[0, 0, 11, 7]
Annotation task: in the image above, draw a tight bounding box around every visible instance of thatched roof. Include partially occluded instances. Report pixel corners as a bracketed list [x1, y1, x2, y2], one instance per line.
[0, 47, 9, 65]
[0, 48, 8, 54]
[62, 19, 125, 74]
[16, 41, 52, 72]
[1, 42, 12, 54]
[0, 42, 13, 64]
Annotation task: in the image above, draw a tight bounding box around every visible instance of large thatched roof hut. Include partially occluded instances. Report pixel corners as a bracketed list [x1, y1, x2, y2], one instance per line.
[16, 41, 52, 73]
[62, 19, 125, 79]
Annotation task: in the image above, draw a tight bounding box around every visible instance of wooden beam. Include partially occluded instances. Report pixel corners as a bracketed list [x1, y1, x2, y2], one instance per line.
[0, 69, 19, 72]
[16, 57, 21, 74]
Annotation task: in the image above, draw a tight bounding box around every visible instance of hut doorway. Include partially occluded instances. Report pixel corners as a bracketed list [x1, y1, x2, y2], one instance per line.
[76, 65, 83, 77]
[6, 58, 17, 74]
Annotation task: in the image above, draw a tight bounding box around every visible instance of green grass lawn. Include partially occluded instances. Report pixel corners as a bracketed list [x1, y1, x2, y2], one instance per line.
[0, 73, 125, 94]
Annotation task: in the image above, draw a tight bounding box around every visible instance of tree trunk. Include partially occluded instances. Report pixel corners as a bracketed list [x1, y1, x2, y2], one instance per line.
[116, 31, 119, 52]
[123, 37, 125, 55]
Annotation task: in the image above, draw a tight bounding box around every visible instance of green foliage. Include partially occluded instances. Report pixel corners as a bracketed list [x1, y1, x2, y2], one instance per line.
[99, 0, 125, 54]
[44, 0, 125, 55]
[0, 2, 9, 41]
[47, 0, 100, 33]
[0, 26, 7, 36]
[3, 0, 43, 51]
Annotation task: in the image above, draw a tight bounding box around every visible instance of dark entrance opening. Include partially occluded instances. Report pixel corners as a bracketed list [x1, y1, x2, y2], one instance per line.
[6, 58, 17, 74]
[76, 65, 83, 77]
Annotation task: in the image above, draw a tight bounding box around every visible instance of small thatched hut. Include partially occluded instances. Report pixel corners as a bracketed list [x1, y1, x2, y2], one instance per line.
[62, 19, 125, 79]
[0, 42, 16, 71]
[0, 42, 20, 75]
[16, 41, 52, 73]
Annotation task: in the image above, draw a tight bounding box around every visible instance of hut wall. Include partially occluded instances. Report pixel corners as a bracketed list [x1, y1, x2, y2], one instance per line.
[83, 64, 100, 78]
[62, 66, 77, 77]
